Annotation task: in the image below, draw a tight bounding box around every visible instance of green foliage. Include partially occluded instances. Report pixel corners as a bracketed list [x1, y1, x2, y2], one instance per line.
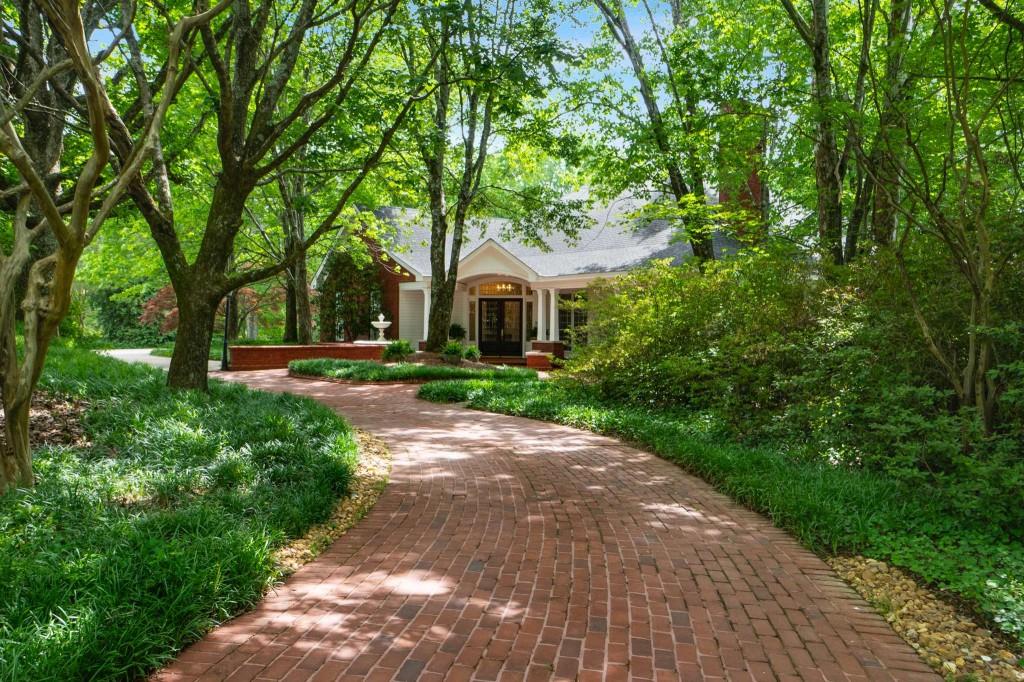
[0, 349, 357, 680]
[448, 323, 467, 341]
[417, 378, 1024, 643]
[573, 248, 1024, 531]
[382, 339, 414, 362]
[289, 358, 534, 382]
[318, 249, 381, 342]
[90, 288, 173, 347]
[990, 577, 1024, 642]
[57, 294, 89, 340]
[441, 340, 465, 363]
[462, 345, 482, 361]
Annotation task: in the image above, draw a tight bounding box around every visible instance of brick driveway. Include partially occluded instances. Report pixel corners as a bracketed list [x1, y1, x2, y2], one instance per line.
[156, 371, 938, 682]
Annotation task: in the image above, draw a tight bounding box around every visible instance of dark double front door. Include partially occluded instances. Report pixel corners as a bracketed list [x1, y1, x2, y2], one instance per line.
[478, 299, 522, 356]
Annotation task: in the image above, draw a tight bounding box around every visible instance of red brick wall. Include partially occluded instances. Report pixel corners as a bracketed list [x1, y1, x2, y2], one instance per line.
[526, 352, 553, 370]
[229, 344, 384, 371]
[718, 168, 763, 210]
[717, 102, 765, 226]
[531, 341, 565, 359]
[371, 246, 415, 340]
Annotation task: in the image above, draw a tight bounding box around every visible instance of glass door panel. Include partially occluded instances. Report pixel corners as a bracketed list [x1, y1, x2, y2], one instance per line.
[477, 299, 522, 356]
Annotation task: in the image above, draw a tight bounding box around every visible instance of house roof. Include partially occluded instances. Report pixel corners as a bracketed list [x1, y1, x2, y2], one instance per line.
[373, 194, 738, 279]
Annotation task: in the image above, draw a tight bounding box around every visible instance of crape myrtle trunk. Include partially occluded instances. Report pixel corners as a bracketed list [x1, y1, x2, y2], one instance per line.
[0, 399, 33, 492]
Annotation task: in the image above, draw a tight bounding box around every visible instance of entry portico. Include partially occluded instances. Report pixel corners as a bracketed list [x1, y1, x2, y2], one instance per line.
[402, 239, 593, 358]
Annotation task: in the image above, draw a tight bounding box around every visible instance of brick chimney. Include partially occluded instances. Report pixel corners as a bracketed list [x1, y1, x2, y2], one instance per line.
[717, 102, 768, 234]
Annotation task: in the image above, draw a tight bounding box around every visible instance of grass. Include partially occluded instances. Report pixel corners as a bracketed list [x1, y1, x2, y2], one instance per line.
[289, 358, 537, 382]
[0, 348, 358, 680]
[418, 378, 1024, 646]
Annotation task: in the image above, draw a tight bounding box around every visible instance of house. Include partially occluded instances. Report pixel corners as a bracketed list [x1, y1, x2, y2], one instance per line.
[372, 194, 739, 359]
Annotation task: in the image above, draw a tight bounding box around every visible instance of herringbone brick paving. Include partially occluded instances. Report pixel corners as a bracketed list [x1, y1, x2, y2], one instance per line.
[154, 370, 938, 682]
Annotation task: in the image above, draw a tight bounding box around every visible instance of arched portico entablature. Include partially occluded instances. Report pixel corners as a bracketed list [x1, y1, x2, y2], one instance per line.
[456, 240, 537, 283]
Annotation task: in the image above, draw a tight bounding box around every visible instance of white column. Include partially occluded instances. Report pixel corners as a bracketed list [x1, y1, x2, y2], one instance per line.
[537, 289, 547, 341]
[549, 288, 559, 342]
[422, 288, 431, 342]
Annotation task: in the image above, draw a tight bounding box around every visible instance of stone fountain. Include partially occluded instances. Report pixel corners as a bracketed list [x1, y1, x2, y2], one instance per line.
[370, 313, 392, 342]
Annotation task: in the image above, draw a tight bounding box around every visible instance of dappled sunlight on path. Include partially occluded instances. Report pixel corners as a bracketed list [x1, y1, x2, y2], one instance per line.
[154, 370, 937, 681]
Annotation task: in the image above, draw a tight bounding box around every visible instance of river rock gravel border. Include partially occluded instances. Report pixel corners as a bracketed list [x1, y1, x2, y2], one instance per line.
[829, 556, 1024, 681]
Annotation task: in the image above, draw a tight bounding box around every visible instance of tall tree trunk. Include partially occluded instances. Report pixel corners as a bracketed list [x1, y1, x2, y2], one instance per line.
[281, 233, 312, 345]
[283, 277, 298, 342]
[871, 0, 912, 246]
[810, 0, 845, 265]
[425, 206, 454, 350]
[427, 274, 458, 350]
[293, 254, 313, 344]
[279, 171, 312, 344]
[167, 296, 217, 391]
[164, 177, 249, 389]
[226, 292, 240, 340]
[871, 152, 899, 246]
[846, 169, 871, 261]
[423, 55, 455, 353]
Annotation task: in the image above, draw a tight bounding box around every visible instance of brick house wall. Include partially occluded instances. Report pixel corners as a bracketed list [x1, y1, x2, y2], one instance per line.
[368, 243, 415, 340]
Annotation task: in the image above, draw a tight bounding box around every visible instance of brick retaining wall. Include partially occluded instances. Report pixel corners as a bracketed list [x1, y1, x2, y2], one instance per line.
[228, 343, 384, 371]
[530, 341, 565, 358]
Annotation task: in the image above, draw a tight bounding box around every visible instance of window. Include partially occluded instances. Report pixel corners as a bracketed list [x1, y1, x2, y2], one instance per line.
[478, 281, 522, 296]
[558, 291, 588, 347]
[558, 304, 572, 339]
[468, 301, 476, 341]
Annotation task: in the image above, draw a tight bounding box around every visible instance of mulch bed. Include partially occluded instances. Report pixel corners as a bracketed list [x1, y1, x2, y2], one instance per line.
[0, 390, 89, 451]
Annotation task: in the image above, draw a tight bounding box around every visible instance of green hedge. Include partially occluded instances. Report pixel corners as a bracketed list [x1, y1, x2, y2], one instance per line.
[289, 358, 537, 382]
[418, 379, 1024, 645]
[0, 349, 358, 680]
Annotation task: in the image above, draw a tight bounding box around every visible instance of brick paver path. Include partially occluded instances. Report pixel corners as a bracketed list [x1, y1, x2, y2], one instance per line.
[157, 371, 938, 682]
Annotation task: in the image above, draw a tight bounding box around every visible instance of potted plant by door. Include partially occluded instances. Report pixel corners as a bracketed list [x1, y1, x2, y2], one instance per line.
[441, 340, 464, 365]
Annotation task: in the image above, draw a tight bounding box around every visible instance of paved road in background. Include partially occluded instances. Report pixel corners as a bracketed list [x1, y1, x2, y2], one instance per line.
[101, 348, 221, 372]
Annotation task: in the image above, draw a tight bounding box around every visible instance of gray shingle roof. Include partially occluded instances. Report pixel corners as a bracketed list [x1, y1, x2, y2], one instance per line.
[374, 195, 736, 278]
